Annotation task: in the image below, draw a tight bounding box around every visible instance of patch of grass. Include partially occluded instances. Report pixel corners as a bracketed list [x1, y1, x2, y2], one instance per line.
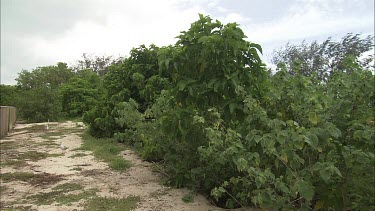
[27, 190, 63, 205]
[28, 187, 98, 206]
[1, 172, 37, 182]
[0, 185, 8, 193]
[0, 151, 61, 168]
[149, 189, 169, 198]
[16, 151, 62, 161]
[182, 192, 194, 203]
[52, 183, 83, 192]
[69, 153, 87, 158]
[3, 205, 37, 211]
[109, 157, 131, 171]
[0, 172, 63, 186]
[109, 185, 120, 194]
[0, 159, 27, 168]
[84, 196, 140, 211]
[39, 131, 65, 140]
[71, 167, 83, 171]
[56, 189, 97, 205]
[80, 169, 103, 177]
[80, 131, 131, 172]
[0, 141, 18, 150]
[25, 125, 48, 133]
[37, 140, 59, 147]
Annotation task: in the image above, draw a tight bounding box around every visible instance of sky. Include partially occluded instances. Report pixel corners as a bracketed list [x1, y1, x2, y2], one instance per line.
[1, 0, 374, 85]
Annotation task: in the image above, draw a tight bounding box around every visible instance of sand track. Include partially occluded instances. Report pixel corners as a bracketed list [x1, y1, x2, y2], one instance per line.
[0, 121, 228, 211]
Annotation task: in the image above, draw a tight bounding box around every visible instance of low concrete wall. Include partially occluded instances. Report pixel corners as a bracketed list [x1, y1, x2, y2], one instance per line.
[0, 106, 17, 139]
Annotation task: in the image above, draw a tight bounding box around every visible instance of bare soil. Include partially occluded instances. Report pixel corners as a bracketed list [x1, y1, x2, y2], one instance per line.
[0, 121, 234, 211]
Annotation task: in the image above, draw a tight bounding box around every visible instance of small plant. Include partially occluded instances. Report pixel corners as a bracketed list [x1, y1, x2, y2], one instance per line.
[69, 153, 87, 158]
[71, 167, 82, 171]
[0, 185, 9, 193]
[182, 192, 194, 203]
[52, 183, 83, 192]
[80, 131, 132, 171]
[0, 141, 18, 150]
[39, 131, 65, 140]
[84, 196, 140, 211]
[109, 157, 131, 172]
[0, 159, 27, 168]
[27, 186, 97, 206]
[0, 172, 63, 186]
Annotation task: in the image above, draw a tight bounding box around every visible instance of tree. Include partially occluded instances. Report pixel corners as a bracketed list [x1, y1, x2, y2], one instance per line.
[83, 44, 170, 137]
[15, 62, 74, 122]
[59, 77, 101, 117]
[17, 86, 62, 122]
[0, 85, 19, 106]
[74, 54, 122, 76]
[16, 62, 74, 89]
[272, 33, 374, 81]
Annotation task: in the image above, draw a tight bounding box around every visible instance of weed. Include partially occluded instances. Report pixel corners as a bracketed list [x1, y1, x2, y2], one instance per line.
[3, 205, 37, 211]
[80, 169, 104, 177]
[52, 183, 83, 192]
[0, 185, 8, 193]
[149, 188, 169, 198]
[0, 151, 61, 168]
[109, 157, 131, 171]
[109, 185, 120, 194]
[27, 190, 63, 205]
[0, 159, 27, 168]
[24, 125, 48, 133]
[55, 189, 97, 205]
[69, 153, 87, 158]
[36, 140, 59, 147]
[79, 131, 131, 172]
[0, 141, 18, 150]
[28, 187, 98, 206]
[39, 131, 65, 140]
[84, 196, 140, 211]
[182, 192, 194, 203]
[1, 172, 37, 182]
[71, 167, 82, 171]
[0, 172, 63, 186]
[16, 151, 62, 161]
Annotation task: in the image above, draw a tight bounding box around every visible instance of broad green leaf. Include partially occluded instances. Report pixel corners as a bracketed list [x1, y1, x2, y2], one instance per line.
[236, 157, 248, 172]
[305, 134, 319, 149]
[250, 43, 263, 54]
[280, 151, 288, 163]
[329, 127, 342, 139]
[297, 180, 315, 201]
[229, 103, 236, 114]
[308, 112, 318, 125]
[334, 167, 343, 177]
[319, 167, 332, 182]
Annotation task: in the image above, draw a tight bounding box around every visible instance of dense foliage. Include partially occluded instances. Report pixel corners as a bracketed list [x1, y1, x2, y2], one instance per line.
[272, 33, 374, 81]
[2, 61, 105, 122]
[2, 14, 374, 210]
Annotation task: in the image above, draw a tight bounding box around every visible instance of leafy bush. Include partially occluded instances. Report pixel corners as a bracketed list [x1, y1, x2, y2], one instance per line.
[18, 14, 370, 210]
[151, 15, 374, 209]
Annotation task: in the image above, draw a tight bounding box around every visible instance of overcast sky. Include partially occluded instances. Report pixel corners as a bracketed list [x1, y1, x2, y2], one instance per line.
[1, 0, 374, 85]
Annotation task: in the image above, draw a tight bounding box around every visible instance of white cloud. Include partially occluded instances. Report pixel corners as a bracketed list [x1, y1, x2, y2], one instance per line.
[241, 0, 374, 61]
[219, 12, 250, 24]
[1, 0, 373, 84]
[1, 0, 209, 84]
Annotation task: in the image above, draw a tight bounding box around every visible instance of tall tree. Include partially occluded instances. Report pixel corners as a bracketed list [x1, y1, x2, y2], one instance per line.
[15, 62, 74, 122]
[74, 54, 122, 76]
[0, 85, 18, 106]
[272, 33, 374, 81]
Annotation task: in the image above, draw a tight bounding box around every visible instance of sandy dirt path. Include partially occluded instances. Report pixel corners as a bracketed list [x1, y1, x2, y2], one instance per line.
[0, 121, 231, 211]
